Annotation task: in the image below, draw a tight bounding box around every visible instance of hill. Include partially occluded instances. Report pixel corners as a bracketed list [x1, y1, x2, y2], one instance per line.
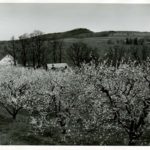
[0, 28, 150, 64]
[42, 28, 94, 40]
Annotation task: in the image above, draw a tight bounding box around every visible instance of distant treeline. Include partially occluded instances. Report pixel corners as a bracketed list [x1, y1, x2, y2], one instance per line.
[0, 29, 150, 69]
[1, 30, 100, 69]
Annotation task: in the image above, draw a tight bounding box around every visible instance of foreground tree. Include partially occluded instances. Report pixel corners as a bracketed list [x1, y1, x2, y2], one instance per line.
[28, 65, 111, 144]
[0, 67, 32, 120]
[93, 62, 150, 145]
[28, 70, 67, 124]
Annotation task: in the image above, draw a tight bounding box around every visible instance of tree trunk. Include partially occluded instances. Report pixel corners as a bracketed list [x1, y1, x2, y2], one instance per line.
[12, 107, 23, 120]
[53, 95, 58, 116]
[128, 134, 138, 145]
[12, 113, 17, 120]
[32, 52, 35, 68]
[59, 47, 62, 63]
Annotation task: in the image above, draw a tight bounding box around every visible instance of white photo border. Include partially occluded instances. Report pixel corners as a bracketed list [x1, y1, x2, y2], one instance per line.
[0, 0, 150, 3]
[0, 0, 150, 149]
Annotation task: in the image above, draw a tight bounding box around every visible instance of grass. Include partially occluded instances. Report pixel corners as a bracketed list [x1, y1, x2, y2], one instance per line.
[0, 104, 42, 145]
[0, 105, 64, 145]
[0, 108, 30, 144]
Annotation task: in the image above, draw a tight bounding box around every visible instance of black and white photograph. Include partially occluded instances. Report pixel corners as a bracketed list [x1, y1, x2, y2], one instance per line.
[0, 1, 150, 146]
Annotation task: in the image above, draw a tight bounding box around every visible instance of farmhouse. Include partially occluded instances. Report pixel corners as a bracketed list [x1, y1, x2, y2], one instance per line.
[0, 55, 14, 66]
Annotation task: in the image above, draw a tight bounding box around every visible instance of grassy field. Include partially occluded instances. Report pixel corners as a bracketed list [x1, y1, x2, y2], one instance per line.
[0, 105, 56, 145]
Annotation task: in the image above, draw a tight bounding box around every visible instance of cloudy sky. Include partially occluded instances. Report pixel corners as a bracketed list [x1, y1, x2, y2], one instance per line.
[0, 3, 150, 40]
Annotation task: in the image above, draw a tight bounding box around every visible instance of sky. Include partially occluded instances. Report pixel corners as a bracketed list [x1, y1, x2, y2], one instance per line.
[0, 3, 150, 40]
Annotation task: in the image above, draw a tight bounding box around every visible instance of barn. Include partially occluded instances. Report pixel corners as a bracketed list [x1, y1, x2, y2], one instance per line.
[47, 63, 70, 71]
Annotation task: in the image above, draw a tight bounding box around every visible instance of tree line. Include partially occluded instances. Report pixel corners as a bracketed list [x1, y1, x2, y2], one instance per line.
[6, 30, 64, 69]
[4, 30, 150, 69]
[5, 30, 99, 69]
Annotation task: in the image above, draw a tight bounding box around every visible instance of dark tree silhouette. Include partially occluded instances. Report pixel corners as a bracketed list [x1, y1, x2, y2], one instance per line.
[19, 34, 29, 67]
[68, 42, 99, 67]
[30, 30, 47, 69]
[7, 36, 18, 66]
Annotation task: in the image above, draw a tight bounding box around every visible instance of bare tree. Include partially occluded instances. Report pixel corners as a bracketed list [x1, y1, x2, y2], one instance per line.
[141, 45, 149, 61]
[19, 33, 29, 67]
[51, 36, 58, 63]
[50, 38, 64, 63]
[105, 45, 126, 67]
[58, 40, 64, 63]
[7, 36, 17, 66]
[68, 42, 99, 67]
[30, 30, 46, 68]
[30, 32, 37, 68]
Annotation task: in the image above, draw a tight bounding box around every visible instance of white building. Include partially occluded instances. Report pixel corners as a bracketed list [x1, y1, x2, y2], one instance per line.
[0, 55, 14, 66]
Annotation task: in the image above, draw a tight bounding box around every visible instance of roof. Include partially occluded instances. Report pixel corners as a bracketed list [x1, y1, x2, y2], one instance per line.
[0, 55, 14, 65]
[47, 63, 68, 69]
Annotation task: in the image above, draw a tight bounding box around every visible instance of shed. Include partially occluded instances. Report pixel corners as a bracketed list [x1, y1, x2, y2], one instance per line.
[47, 63, 70, 71]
